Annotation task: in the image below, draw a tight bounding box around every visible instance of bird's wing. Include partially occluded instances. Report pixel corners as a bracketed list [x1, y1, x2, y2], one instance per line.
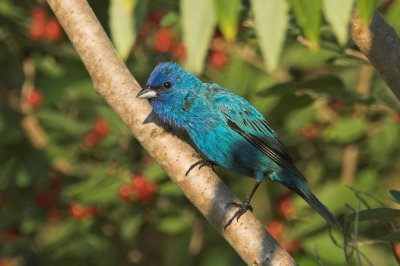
[213, 87, 306, 181]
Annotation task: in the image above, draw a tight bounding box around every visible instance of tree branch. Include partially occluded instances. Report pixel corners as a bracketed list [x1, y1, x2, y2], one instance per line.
[351, 10, 400, 100]
[46, 0, 296, 265]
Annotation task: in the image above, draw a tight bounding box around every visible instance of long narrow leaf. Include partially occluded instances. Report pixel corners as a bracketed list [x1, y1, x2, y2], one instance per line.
[289, 0, 321, 49]
[109, 0, 138, 60]
[181, 0, 217, 74]
[251, 0, 289, 71]
[322, 0, 354, 45]
[214, 0, 241, 42]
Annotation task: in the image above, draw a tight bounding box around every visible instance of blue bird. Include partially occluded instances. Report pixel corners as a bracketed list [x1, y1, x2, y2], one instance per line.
[137, 62, 342, 230]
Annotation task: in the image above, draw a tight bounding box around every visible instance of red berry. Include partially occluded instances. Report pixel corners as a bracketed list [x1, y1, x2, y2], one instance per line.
[31, 6, 48, 22]
[173, 42, 186, 59]
[25, 89, 43, 108]
[300, 124, 319, 139]
[393, 242, 400, 261]
[209, 51, 228, 69]
[29, 23, 46, 41]
[45, 18, 63, 42]
[94, 119, 109, 137]
[119, 184, 132, 201]
[69, 202, 86, 220]
[29, 7, 48, 41]
[277, 194, 295, 219]
[131, 174, 157, 204]
[266, 220, 284, 239]
[154, 28, 174, 53]
[34, 192, 56, 209]
[83, 131, 99, 148]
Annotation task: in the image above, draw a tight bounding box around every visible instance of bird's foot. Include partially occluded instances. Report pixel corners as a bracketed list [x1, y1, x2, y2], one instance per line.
[224, 201, 253, 230]
[185, 154, 218, 176]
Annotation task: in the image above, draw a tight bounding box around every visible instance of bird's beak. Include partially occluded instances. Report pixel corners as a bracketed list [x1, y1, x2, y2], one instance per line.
[136, 86, 158, 99]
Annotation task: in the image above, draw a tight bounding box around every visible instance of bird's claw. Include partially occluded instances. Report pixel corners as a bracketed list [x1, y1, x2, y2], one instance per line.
[185, 154, 218, 176]
[224, 201, 253, 230]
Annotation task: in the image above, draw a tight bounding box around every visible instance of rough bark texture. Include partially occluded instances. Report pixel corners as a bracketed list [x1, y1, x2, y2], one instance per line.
[351, 10, 400, 100]
[46, 0, 297, 265]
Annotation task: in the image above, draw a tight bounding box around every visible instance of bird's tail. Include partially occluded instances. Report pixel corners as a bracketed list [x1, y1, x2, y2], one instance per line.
[288, 177, 342, 230]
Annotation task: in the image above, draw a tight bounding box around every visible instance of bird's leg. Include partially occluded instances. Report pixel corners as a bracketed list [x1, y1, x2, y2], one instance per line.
[224, 180, 261, 230]
[185, 154, 218, 176]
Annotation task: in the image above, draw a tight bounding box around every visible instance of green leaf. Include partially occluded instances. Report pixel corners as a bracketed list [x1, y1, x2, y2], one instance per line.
[251, 0, 289, 71]
[214, 0, 241, 42]
[367, 119, 400, 166]
[36, 110, 90, 136]
[36, 222, 76, 248]
[158, 181, 183, 196]
[345, 208, 400, 222]
[181, 0, 217, 74]
[378, 232, 400, 242]
[121, 214, 143, 239]
[325, 117, 366, 144]
[388, 190, 400, 204]
[322, 0, 354, 45]
[386, 1, 400, 36]
[109, 0, 138, 60]
[357, 0, 377, 25]
[157, 215, 190, 235]
[289, 0, 321, 49]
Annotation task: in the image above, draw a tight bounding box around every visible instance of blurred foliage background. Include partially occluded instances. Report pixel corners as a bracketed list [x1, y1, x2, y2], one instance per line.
[1, 0, 400, 265]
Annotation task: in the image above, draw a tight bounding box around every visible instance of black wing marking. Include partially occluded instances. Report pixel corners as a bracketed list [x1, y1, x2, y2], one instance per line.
[226, 118, 306, 181]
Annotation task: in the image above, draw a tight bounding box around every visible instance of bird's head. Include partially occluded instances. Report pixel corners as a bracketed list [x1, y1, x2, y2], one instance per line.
[136, 62, 201, 101]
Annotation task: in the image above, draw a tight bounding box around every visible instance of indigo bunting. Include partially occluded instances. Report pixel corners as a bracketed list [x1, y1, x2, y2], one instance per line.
[137, 62, 342, 230]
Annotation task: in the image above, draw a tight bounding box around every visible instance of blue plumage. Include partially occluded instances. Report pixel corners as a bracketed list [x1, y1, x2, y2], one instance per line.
[137, 62, 342, 230]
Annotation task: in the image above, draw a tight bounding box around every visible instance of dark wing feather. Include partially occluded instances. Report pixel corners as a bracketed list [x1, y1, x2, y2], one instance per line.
[226, 118, 306, 181]
[209, 83, 306, 181]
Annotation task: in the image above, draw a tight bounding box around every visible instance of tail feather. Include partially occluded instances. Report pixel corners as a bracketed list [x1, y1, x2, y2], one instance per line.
[291, 179, 342, 230]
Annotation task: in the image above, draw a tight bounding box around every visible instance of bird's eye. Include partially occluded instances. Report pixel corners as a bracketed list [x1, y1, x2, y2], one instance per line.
[162, 81, 172, 89]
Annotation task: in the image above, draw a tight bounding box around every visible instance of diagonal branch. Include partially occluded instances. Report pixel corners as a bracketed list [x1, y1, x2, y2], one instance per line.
[46, 0, 296, 265]
[351, 10, 400, 101]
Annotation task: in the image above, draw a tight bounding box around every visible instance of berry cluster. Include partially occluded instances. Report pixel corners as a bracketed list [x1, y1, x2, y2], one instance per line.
[29, 6, 63, 42]
[208, 35, 229, 69]
[140, 12, 186, 60]
[83, 119, 109, 148]
[119, 174, 157, 204]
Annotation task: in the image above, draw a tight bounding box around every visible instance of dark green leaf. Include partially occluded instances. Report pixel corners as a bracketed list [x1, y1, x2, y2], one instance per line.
[378, 232, 400, 242]
[388, 190, 400, 204]
[346, 208, 400, 222]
